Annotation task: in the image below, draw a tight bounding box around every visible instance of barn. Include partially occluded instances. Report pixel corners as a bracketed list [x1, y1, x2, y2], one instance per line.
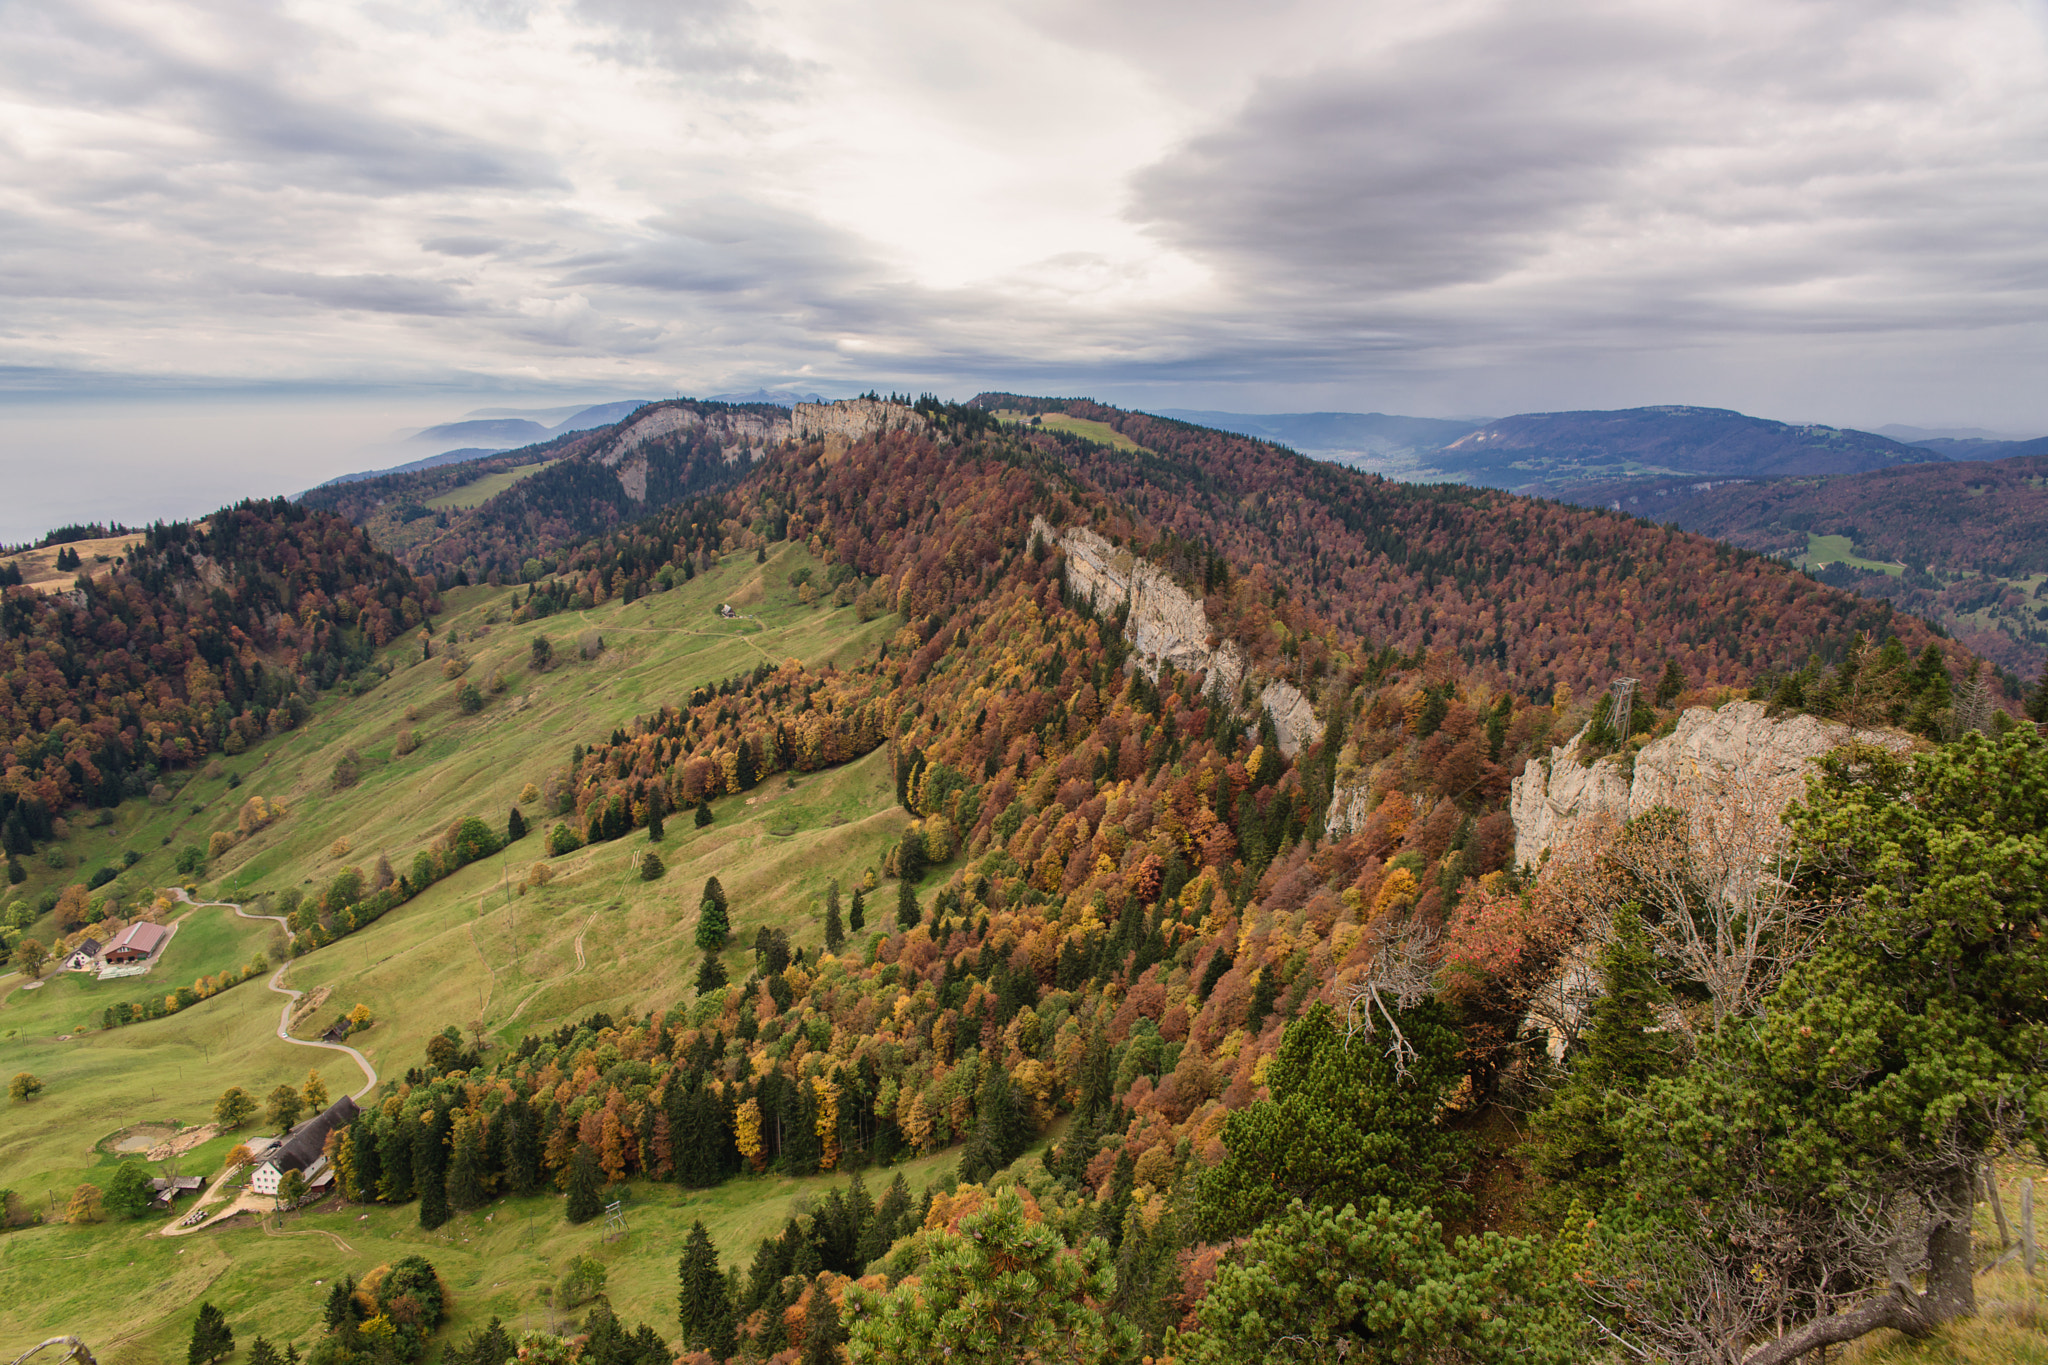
[103, 922, 168, 964]
[250, 1094, 360, 1198]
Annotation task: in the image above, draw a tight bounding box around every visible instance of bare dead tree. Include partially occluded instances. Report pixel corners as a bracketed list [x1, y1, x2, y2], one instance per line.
[1603, 761, 1842, 1037]
[1341, 918, 1436, 1077]
[9, 1339, 98, 1365]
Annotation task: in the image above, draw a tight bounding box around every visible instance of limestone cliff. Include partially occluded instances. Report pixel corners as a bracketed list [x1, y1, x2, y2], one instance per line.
[1030, 515, 1326, 758]
[1508, 699, 1913, 865]
[792, 399, 929, 446]
[588, 402, 790, 504]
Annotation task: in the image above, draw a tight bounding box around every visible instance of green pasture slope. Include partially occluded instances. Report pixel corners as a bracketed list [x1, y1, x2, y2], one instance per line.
[0, 543, 946, 1355]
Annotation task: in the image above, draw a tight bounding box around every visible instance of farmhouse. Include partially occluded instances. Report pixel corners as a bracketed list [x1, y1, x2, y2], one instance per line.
[64, 937, 103, 971]
[250, 1095, 360, 1198]
[103, 922, 168, 964]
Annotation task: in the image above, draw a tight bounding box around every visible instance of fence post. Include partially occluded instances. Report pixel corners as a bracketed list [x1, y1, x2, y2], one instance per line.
[1987, 1161, 2014, 1251]
[2023, 1177, 2037, 1277]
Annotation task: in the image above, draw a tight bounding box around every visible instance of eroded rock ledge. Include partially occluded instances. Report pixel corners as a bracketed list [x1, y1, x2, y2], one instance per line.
[1030, 515, 1325, 760]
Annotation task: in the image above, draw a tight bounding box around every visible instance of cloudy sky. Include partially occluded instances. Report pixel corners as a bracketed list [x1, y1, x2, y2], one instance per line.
[4, 0, 2048, 535]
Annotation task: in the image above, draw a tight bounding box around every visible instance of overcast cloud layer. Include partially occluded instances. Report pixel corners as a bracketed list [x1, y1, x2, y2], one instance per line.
[3, 0, 2048, 534]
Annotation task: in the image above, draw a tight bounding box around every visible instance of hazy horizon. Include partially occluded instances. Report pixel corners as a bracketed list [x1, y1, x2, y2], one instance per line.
[5, 0, 2048, 541]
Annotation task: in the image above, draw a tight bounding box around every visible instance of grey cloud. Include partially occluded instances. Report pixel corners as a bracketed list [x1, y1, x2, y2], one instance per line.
[0, 4, 559, 196]
[573, 0, 808, 88]
[423, 236, 514, 258]
[1128, 0, 2048, 360]
[229, 269, 478, 317]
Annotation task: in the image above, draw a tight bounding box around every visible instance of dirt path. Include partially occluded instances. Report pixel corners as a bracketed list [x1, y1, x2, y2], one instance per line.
[502, 907, 602, 1026]
[263, 1219, 355, 1252]
[167, 889, 378, 1099]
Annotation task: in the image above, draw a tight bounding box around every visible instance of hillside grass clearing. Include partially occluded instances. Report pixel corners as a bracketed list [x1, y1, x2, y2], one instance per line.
[2, 539, 911, 1200]
[425, 460, 561, 512]
[1799, 532, 1905, 576]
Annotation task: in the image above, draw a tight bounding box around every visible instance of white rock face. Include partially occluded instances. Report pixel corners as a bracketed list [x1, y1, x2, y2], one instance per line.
[1508, 700, 1912, 865]
[592, 404, 788, 469]
[791, 399, 929, 444]
[585, 403, 790, 504]
[1325, 781, 1375, 838]
[1030, 515, 1327, 757]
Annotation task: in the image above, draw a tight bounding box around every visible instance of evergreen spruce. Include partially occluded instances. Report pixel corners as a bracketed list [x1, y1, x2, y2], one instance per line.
[506, 1098, 542, 1196]
[695, 950, 728, 996]
[247, 1338, 282, 1365]
[187, 1302, 234, 1365]
[507, 805, 527, 843]
[800, 1283, 845, 1365]
[447, 1114, 487, 1213]
[1526, 902, 1680, 1213]
[824, 880, 845, 952]
[639, 850, 665, 881]
[566, 1143, 604, 1223]
[647, 789, 665, 842]
[2029, 653, 2048, 724]
[695, 800, 713, 827]
[849, 886, 865, 932]
[1246, 966, 1279, 1028]
[415, 1108, 451, 1230]
[677, 1220, 732, 1351]
[695, 895, 729, 951]
[896, 877, 920, 930]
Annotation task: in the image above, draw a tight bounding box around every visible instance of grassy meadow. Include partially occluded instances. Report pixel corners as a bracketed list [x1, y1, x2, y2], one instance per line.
[0, 541, 942, 1354]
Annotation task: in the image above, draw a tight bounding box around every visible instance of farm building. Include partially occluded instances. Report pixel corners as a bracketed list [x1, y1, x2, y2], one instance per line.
[64, 938, 103, 971]
[150, 1176, 206, 1209]
[250, 1095, 360, 1198]
[103, 922, 168, 964]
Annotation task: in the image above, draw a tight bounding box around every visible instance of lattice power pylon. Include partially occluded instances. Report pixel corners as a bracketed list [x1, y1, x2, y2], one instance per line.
[1608, 677, 1639, 742]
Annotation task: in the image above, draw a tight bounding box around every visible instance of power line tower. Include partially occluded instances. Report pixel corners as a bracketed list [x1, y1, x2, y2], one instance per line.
[1608, 677, 1639, 742]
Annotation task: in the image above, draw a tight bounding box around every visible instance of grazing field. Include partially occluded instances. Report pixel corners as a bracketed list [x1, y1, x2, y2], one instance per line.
[0, 539, 936, 1352]
[0, 1146, 972, 1363]
[994, 409, 1149, 452]
[1799, 531, 1904, 576]
[425, 459, 561, 512]
[1, 530, 149, 593]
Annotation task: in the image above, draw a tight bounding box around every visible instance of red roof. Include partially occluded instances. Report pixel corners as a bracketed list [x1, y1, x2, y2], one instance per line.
[107, 922, 168, 956]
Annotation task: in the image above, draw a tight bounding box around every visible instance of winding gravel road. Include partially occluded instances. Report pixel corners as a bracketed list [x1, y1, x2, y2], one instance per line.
[168, 889, 378, 1099]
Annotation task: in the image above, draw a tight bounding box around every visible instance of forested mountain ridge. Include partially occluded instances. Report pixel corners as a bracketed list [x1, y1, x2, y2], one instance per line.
[300, 398, 789, 585]
[968, 393, 1940, 703]
[1568, 451, 2048, 673]
[6, 398, 2035, 1365]
[1428, 404, 1940, 490]
[0, 499, 437, 840]
[237, 401, 2030, 1364]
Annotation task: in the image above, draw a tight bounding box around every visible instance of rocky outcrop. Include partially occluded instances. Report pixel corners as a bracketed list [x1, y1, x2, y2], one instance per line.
[792, 399, 929, 445]
[1325, 781, 1376, 839]
[1508, 700, 1913, 865]
[1031, 515, 1326, 757]
[586, 401, 789, 504]
[590, 403, 788, 469]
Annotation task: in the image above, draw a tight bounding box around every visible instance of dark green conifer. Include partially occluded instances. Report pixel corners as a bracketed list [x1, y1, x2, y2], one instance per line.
[1526, 902, 1681, 1213]
[695, 950, 728, 996]
[566, 1143, 604, 1224]
[187, 1303, 234, 1365]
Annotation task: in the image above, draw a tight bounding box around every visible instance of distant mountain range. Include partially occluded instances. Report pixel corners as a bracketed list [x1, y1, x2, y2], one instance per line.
[1149, 409, 1482, 471]
[318, 400, 659, 487]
